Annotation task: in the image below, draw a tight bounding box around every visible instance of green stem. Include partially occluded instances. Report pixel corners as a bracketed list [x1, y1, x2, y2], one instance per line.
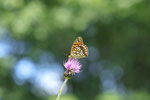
[56, 78, 68, 100]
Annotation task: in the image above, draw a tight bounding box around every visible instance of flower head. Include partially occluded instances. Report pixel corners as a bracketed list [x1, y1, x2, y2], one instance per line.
[64, 58, 82, 78]
[64, 58, 82, 73]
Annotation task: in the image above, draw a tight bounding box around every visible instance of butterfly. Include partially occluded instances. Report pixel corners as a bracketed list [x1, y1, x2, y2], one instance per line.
[68, 36, 88, 58]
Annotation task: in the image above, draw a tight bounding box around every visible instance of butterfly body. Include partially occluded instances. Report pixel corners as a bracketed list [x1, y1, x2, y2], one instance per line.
[68, 37, 88, 58]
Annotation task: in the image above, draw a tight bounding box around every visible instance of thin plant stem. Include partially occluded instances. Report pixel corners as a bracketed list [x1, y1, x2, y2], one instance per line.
[56, 78, 68, 100]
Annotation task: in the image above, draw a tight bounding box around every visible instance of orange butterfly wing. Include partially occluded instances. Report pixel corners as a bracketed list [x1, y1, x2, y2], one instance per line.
[68, 37, 88, 58]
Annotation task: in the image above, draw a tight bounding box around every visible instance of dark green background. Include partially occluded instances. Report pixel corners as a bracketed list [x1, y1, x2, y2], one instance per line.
[0, 0, 150, 100]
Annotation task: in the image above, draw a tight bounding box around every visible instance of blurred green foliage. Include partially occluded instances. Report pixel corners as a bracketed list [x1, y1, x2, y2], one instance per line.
[0, 0, 150, 100]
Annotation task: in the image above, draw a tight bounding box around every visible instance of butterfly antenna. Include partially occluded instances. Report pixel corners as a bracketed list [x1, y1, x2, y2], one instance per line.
[64, 53, 69, 56]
